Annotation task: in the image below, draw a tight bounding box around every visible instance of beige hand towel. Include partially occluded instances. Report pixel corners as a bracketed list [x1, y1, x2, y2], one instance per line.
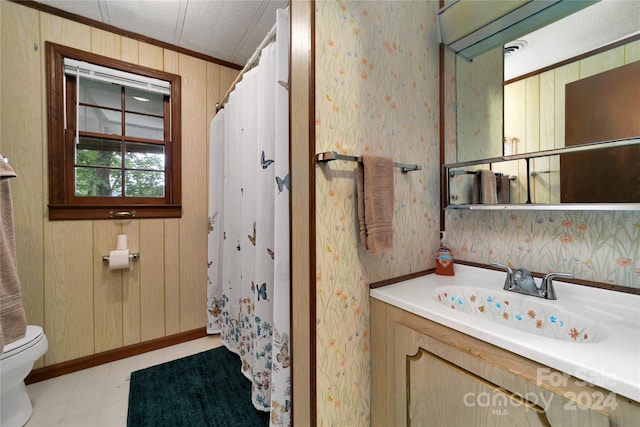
[0, 157, 27, 351]
[472, 169, 498, 204]
[496, 175, 510, 204]
[356, 155, 394, 254]
[356, 164, 368, 251]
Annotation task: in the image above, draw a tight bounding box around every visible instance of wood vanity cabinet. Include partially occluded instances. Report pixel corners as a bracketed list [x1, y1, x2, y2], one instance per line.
[370, 298, 640, 427]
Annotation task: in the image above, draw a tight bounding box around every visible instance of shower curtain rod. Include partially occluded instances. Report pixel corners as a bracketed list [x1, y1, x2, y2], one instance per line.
[215, 21, 278, 112]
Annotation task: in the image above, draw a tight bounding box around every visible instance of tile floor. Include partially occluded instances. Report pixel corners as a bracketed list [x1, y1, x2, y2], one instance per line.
[24, 335, 222, 427]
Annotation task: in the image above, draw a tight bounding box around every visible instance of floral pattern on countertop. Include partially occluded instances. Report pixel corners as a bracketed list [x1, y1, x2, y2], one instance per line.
[445, 210, 640, 288]
[435, 288, 602, 343]
[315, 1, 441, 425]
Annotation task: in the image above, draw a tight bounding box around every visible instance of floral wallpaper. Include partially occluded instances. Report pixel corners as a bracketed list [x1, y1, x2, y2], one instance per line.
[445, 210, 640, 287]
[315, 1, 441, 424]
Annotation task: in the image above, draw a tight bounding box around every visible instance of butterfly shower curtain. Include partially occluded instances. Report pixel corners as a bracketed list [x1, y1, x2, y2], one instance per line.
[207, 8, 290, 426]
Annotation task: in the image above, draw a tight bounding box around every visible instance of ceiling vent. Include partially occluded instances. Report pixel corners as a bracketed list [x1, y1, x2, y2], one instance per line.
[504, 40, 527, 57]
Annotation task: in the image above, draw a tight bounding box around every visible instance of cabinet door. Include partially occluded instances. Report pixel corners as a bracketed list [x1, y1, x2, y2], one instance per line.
[395, 322, 610, 427]
[405, 346, 550, 426]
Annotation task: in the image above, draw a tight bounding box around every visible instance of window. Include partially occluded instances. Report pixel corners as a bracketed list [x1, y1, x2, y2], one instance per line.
[46, 42, 181, 220]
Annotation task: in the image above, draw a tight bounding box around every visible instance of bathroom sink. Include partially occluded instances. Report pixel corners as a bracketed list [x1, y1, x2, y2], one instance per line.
[433, 286, 605, 343]
[372, 264, 639, 400]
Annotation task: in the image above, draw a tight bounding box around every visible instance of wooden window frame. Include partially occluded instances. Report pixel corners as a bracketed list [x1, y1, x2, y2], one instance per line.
[46, 42, 182, 220]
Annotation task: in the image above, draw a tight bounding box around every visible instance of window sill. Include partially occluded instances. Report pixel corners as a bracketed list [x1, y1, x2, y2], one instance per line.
[48, 204, 182, 221]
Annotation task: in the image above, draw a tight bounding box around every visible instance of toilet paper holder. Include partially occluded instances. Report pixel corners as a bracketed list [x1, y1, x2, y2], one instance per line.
[102, 252, 140, 263]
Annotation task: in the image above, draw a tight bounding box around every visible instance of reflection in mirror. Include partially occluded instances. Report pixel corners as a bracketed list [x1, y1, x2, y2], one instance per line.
[448, 160, 520, 206]
[455, 47, 502, 162]
[451, 0, 640, 205]
[503, 40, 640, 157]
[446, 139, 640, 208]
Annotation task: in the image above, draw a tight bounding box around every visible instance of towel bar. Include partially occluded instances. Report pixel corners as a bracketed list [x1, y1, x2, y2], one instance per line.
[316, 151, 421, 173]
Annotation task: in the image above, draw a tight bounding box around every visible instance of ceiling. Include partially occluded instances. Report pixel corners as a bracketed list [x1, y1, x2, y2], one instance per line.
[32, 0, 639, 76]
[504, 0, 640, 80]
[33, 0, 289, 67]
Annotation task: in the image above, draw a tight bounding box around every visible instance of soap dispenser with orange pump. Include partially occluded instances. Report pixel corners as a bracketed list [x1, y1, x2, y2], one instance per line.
[435, 231, 455, 276]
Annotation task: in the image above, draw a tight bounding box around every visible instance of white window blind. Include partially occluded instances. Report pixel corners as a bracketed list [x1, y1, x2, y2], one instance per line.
[64, 58, 170, 95]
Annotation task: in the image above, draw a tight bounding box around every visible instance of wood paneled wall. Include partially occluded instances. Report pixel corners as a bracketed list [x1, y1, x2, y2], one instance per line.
[0, 1, 238, 367]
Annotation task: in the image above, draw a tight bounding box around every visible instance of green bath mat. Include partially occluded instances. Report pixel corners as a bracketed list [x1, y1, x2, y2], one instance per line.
[127, 346, 269, 426]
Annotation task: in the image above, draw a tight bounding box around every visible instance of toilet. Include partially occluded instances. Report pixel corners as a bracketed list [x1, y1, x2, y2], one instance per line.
[0, 325, 48, 427]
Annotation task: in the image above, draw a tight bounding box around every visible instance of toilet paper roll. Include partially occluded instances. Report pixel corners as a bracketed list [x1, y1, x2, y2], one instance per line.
[109, 249, 130, 270]
[116, 234, 128, 251]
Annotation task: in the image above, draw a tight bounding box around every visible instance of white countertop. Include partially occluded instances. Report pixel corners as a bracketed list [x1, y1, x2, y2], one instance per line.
[370, 264, 640, 402]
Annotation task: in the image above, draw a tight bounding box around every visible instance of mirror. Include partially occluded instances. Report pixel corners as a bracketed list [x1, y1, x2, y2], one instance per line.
[451, 0, 640, 206]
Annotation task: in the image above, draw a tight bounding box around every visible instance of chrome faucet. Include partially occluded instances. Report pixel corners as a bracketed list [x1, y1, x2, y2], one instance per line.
[539, 272, 574, 300]
[491, 262, 573, 300]
[491, 262, 515, 291]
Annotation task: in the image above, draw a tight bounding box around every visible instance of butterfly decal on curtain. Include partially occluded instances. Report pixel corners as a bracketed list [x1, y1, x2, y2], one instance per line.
[267, 248, 274, 260]
[208, 302, 221, 318]
[261, 150, 275, 169]
[276, 342, 290, 368]
[248, 222, 256, 246]
[252, 281, 269, 301]
[276, 173, 290, 194]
